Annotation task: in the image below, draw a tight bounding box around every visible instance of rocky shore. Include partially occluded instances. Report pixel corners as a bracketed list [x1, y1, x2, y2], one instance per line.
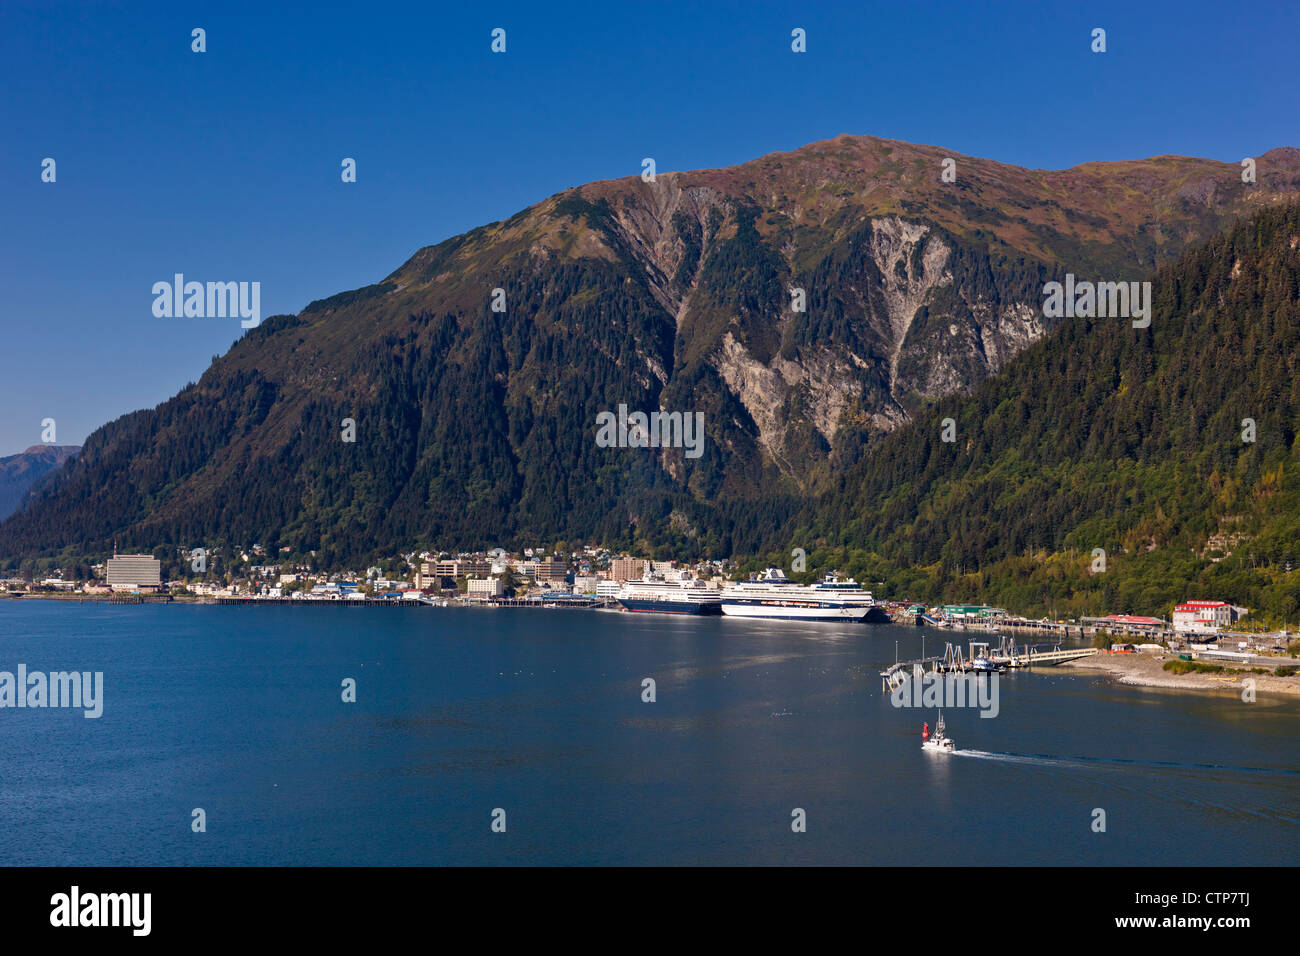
[1062, 650, 1300, 697]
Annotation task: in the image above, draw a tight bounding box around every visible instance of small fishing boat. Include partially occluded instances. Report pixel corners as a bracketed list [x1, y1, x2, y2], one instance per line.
[968, 641, 1005, 673]
[921, 712, 955, 753]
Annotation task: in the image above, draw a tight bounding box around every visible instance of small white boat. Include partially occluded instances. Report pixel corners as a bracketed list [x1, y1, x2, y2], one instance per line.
[921, 712, 955, 753]
[968, 641, 1005, 673]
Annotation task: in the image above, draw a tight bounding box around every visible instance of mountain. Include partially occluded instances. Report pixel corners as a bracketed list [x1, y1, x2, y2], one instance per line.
[1, 135, 1299, 567]
[783, 202, 1300, 623]
[0, 446, 80, 521]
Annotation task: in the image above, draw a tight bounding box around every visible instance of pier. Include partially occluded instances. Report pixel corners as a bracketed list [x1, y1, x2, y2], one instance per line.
[485, 596, 605, 608]
[881, 638, 1097, 690]
[216, 597, 427, 607]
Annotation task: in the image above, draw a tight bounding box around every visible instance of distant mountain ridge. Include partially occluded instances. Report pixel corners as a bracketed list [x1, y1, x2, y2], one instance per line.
[1, 134, 1298, 565]
[0, 445, 80, 521]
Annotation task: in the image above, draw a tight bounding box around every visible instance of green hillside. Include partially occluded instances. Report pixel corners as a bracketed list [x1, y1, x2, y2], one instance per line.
[781, 203, 1300, 625]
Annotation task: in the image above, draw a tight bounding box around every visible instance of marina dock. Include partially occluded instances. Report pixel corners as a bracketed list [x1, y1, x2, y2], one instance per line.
[881, 637, 1098, 690]
[216, 596, 430, 607]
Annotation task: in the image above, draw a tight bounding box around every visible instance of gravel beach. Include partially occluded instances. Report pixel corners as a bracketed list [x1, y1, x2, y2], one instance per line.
[1062, 650, 1300, 697]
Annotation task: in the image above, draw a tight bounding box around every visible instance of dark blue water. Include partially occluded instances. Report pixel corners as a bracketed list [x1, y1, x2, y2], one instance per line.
[1, 602, 1296, 865]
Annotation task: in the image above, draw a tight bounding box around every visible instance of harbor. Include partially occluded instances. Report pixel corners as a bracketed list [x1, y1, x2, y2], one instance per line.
[3, 602, 1296, 867]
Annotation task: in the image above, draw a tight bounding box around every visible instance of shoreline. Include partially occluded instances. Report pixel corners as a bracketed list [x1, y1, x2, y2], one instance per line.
[1061, 650, 1300, 697]
[0, 593, 588, 609]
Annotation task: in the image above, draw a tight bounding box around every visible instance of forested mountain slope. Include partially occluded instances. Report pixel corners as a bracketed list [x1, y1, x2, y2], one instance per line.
[2, 136, 1297, 568]
[781, 203, 1300, 623]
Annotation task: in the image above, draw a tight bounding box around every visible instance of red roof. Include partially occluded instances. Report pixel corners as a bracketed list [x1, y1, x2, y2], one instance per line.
[1105, 615, 1164, 625]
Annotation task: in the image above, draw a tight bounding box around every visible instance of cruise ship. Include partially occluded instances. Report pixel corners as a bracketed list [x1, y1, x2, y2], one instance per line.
[615, 571, 724, 615]
[720, 568, 880, 621]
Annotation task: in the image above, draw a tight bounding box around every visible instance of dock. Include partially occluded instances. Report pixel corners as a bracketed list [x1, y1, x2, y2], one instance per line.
[216, 597, 428, 607]
[881, 638, 1097, 690]
[485, 596, 604, 608]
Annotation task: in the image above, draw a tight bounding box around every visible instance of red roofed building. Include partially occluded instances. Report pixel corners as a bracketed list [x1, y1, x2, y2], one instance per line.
[1172, 601, 1233, 633]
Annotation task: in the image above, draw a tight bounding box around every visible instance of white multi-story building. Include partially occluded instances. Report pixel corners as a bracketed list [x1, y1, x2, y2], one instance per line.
[1172, 600, 1235, 633]
[466, 577, 504, 599]
[106, 554, 161, 591]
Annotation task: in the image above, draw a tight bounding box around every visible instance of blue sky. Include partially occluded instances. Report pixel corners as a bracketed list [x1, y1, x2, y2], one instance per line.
[2, 0, 1296, 455]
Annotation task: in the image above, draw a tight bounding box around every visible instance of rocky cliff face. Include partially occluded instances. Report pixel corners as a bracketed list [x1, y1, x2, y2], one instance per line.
[542, 194, 1068, 483]
[4, 135, 1299, 561]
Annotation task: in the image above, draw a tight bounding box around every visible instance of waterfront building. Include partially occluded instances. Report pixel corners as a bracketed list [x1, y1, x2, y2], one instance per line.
[106, 554, 161, 591]
[941, 604, 995, 621]
[467, 576, 505, 599]
[1173, 600, 1238, 633]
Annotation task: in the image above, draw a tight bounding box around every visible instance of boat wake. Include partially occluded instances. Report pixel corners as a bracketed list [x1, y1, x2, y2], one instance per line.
[951, 749, 1300, 823]
[952, 749, 1300, 777]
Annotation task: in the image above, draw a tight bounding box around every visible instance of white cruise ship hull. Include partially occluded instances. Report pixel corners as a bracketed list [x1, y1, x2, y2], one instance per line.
[721, 600, 869, 622]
